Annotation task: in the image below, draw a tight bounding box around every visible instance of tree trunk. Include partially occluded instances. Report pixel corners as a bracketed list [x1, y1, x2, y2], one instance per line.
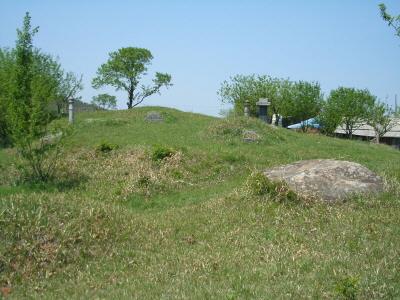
[346, 123, 352, 139]
[375, 132, 380, 144]
[127, 88, 134, 109]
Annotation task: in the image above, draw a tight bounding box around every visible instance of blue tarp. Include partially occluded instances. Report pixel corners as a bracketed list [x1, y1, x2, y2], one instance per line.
[287, 118, 320, 129]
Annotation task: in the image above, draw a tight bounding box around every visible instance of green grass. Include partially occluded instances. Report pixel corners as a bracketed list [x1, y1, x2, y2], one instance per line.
[1, 106, 400, 299]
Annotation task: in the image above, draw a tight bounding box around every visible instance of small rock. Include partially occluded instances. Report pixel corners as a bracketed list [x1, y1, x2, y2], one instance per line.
[264, 159, 384, 202]
[145, 111, 164, 122]
[41, 132, 63, 144]
[243, 130, 260, 142]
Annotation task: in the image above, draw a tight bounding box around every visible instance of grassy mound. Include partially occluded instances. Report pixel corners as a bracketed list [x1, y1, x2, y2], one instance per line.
[207, 116, 286, 144]
[1, 107, 400, 298]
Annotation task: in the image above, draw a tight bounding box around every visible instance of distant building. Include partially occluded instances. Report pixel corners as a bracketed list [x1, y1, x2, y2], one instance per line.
[334, 118, 400, 149]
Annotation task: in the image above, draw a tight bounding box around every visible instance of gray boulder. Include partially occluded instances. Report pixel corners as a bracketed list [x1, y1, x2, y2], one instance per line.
[145, 111, 164, 122]
[264, 159, 384, 202]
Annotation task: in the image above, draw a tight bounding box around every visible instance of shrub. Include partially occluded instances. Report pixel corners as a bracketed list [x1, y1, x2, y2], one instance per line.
[244, 171, 297, 201]
[95, 141, 119, 153]
[335, 276, 359, 300]
[13, 125, 71, 183]
[151, 146, 175, 161]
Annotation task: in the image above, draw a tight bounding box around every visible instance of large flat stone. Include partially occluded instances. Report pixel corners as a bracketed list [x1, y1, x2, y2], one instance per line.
[264, 159, 384, 202]
[145, 111, 164, 122]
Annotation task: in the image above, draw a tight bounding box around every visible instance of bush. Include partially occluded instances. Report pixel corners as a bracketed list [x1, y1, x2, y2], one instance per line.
[95, 141, 119, 153]
[335, 276, 359, 300]
[151, 146, 175, 161]
[244, 171, 297, 201]
[13, 125, 72, 183]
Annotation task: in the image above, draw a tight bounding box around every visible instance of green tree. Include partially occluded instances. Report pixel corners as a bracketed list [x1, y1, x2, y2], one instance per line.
[30, 50, 83, 116]
[282, 81, 323, 131]
[218, 74, 322, 128]
[53, 69, 83, 115]
[91, 93, 117, 110]
[367, 101, 394, 144]
[379, 3, 400, 37]
[0, 48, 15, 146]
[7, 13, 71, 181]
[92, 47, 172, 109]
[9, 12, 39, 142]
[319, 87, 375, 138]
[0, 42, 81, 146]
[218, 74, 291, 119]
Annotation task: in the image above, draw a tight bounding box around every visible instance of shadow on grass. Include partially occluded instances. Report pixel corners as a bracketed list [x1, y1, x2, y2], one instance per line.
[33, 174, 88, 193]
[1, 173, 88, 196]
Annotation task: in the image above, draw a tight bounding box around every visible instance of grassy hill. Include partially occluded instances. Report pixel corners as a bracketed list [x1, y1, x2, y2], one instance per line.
[1, 107, 400, 299]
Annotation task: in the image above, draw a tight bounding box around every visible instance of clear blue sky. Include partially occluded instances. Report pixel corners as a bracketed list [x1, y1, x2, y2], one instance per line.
[1, 0, 400, 116]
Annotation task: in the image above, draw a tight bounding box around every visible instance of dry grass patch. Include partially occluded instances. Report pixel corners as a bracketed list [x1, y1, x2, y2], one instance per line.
[207, 116, 287, 144]
[57, 146, 238, 202]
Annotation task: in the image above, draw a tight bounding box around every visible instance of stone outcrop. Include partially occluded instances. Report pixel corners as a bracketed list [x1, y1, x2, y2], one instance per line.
[264, 159, 384, 202]
[145, 111, 164, 122]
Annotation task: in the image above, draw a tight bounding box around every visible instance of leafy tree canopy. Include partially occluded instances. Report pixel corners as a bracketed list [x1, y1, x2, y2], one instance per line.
[92, 47, 172, 109]
[318, 87, 375, 138]
[379, 3, 400, 37]
[4, 12, 75, 181]
[91, 93, 117, 110]
[282, 81, 323, 130]
[218, 74, 291, 117]
[218, 74, 322, 126]
[367, 101, 394, 143]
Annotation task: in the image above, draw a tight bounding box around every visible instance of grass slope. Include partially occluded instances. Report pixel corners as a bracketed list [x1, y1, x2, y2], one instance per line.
[1, 107, 400, 299]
